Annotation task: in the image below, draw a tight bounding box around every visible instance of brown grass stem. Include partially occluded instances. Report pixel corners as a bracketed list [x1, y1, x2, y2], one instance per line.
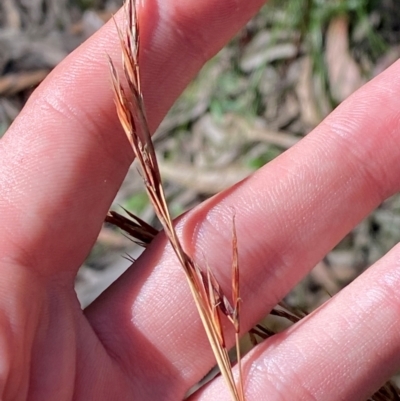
[108, 1, 245, 400]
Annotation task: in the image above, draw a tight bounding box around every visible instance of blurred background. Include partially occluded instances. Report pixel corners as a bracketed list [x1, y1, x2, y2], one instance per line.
[1, 0, 400, 329]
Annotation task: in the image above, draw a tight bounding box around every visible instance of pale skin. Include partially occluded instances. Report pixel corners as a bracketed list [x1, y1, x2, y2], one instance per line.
[1, 0, 400, 400]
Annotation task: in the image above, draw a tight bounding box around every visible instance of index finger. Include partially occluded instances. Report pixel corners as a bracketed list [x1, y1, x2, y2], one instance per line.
[0, 0, 266, 277]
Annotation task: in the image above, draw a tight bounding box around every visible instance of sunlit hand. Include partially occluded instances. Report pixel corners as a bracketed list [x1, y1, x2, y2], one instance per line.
[1, 1, 400, 400]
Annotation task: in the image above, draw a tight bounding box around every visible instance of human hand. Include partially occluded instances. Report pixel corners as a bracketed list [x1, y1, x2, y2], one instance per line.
[1, 1, 400, 400]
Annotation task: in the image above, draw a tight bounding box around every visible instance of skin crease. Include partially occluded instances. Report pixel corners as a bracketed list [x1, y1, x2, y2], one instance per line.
[1, 0, 400, 400]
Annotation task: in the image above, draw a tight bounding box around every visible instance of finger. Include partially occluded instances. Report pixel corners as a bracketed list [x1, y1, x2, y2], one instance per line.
[87, 59, 400, 398]
[191, 243, 400, 401]
[0, 0, 266, 277]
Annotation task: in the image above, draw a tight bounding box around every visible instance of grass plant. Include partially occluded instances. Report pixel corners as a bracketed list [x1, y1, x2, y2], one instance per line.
[108, 1, 245, 399]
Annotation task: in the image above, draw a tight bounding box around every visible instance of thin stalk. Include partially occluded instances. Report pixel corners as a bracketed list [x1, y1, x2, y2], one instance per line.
[108, 1, 245, 400]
